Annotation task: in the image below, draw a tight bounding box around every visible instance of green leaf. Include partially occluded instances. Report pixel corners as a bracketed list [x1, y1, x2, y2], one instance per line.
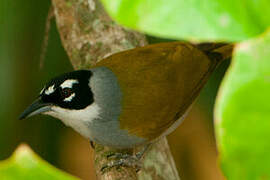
[0, 144, 78, 180]
[101, 0, 270, 41]
[215, 30, 270, 179]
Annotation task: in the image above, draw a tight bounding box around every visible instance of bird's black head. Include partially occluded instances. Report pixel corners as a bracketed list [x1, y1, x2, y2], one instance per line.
[41, 70, 93, 109]
[19, 70, 94, 119]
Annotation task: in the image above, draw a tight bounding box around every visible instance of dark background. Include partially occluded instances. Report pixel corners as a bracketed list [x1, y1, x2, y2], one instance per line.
[0, 1, 229, 179]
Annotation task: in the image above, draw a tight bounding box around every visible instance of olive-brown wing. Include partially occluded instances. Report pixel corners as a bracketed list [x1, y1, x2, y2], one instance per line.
[95, 42, 216, 140]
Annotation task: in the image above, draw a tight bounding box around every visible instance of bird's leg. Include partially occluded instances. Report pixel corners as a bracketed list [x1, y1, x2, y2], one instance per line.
[90, 140, 95, 149]
[101, 144, 151, 173]
[135, 144, 150, 160]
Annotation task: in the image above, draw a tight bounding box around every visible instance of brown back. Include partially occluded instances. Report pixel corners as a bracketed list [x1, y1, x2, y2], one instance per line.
[94, 42, 217, 140]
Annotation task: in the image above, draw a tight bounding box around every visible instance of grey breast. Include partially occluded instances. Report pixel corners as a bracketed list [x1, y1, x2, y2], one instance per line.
[88, 66, 145, 148]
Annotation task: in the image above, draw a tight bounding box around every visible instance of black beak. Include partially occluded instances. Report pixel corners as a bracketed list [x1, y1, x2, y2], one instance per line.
[19, 97, 52, 120]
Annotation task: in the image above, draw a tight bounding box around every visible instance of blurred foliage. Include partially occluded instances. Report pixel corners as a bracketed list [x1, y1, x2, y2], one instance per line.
[215, 30, 270, 179]
[0, 0, 72, 165]
[0, 0, 235, 180]
[101, 0, 270, 41]
[0, 144, 78, 180]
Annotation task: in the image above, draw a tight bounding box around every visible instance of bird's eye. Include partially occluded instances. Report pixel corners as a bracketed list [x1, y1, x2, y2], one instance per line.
[61, 88, 72, 98]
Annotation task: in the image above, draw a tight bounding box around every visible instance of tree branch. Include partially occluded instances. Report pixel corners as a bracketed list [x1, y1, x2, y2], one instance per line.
[51, 0, 180, 179]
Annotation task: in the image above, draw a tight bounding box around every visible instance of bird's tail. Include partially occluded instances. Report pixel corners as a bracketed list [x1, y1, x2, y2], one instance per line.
[196, 43, 234, 63]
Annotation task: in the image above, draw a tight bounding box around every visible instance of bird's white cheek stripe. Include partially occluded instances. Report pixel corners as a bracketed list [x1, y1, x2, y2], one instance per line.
[45, 85, 55, 95]
[60, 79, 79, 89]
[64, 93, 75, 102]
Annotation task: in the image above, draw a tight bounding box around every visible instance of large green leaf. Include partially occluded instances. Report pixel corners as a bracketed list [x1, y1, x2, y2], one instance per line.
[101, 0, 270, 41]
[0, 144, 78, 180]
[215, 30, 270, 179]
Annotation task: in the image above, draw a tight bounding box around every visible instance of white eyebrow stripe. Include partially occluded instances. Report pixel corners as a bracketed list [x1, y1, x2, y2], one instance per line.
[64, 93, 75, 102]
[45, 85, 55, 95]
[60, 79, 79, 89]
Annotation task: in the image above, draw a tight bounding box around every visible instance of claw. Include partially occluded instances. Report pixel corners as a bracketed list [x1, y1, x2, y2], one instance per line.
[100, 144, 151, 174]
[101, 153, 142, 173]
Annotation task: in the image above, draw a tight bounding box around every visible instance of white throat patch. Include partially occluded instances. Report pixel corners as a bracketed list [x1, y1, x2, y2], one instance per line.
[60, 79, 79, 89]
[44, 103, 101, 139]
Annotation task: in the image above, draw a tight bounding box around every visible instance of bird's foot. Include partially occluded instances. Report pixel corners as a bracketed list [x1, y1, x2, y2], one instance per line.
[100, 144, 151, 174]
[101, 152, 142, 173]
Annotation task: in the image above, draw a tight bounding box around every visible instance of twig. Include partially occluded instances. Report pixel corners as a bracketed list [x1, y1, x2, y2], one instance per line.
[39, 5, 54, 69]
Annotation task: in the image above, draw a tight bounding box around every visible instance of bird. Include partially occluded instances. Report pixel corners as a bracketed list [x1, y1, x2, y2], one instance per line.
[19, 42, 232, 162]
